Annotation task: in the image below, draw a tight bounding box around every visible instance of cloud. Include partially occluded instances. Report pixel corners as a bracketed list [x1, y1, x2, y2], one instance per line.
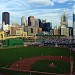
[73, 0, 75, 13]
[57, 0, 68, 3]
[49, 1, 54, 6]
[28, 0, 54, 6]
[0, 0, 30, 12]
[53, 0, 68, 3]
[0, 0, 73, 28]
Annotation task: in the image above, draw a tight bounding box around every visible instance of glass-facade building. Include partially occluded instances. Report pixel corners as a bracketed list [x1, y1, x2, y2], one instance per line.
[2, 12, 10, 25]
[73, 14, 75, 23]
[43, 22, 52, 32]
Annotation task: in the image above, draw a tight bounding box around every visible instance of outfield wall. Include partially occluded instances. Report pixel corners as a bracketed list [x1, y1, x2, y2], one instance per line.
[3, 38, 24, 46]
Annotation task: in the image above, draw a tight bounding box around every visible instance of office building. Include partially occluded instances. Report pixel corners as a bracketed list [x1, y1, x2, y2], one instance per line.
[35, 19, 39, 27]
[66, 28, 69, 37]
[73, 13, 75, 23]
[3, 24, 10, 32]
[68, 27, 73, 37]
[73, 13, 75, 39]
[28, 26, 38, 36]
[16, 27, 24, 35]
[58, 26, 61, 36]
[21, 16, 27, 26]
[54, 26, 58, 35]
[60, 12, 68, 28]
[31, 18, 35, 26]
[24, 26, 28, 32]
[38, 19, 43, 28]
[38, 27, 42, 33]
[28, 16, 34, 26]
[28, 17, 39, 27]
[61, 25, 69, 36]
[2, 12, 10, 25]
[10, 25, 24, 35]
[10, 26, 17, 35]
[43, 22, 52, 32]
[73, 22, 75, 39]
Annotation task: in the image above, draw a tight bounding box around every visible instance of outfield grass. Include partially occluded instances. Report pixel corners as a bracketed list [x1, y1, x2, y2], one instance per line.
[31, 60, 70, 74]
[0, 46, 70, 67]
[0, 46, 70, 75]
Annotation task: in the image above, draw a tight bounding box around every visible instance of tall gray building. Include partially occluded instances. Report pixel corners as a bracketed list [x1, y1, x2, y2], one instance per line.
[73, 13, 75, 39]
[31, 18, 39, 27]
[21, 16, 27, 26]
[60, 12, 68, 28]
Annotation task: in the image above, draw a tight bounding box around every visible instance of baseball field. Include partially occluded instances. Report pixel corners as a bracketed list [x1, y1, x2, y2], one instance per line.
[0, 46, 74, 75]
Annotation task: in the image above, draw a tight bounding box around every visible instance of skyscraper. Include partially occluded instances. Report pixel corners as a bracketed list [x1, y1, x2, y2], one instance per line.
[31, 18, 35, 26]
[35, 19, 39, 27]
[54, 26, 58, 35]
[28, 16, 34, 26]
[2, 12, 10, 25]
[73, 13, 75, 39]
[73, 13, 75, 23]
[61, 12, 68, 28]
[38, 19, 43, 28]
[61, 25, 67, 36]
[21, 16, 27, 26]
[43, 22, 52, 32]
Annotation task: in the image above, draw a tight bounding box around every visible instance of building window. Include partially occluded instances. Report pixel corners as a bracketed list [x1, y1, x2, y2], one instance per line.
[63, 16, 66, 22]
[31, 28, 33, 33]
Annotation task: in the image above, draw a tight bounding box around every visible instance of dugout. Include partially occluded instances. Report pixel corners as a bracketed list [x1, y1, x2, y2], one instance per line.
[3, 38, 24, 46]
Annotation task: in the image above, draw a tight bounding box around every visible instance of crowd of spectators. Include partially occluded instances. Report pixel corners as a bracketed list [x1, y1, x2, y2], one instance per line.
[44, 38, 75, 48]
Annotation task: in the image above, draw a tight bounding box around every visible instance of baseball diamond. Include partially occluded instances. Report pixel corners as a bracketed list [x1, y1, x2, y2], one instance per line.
[0, 46, 74, 75]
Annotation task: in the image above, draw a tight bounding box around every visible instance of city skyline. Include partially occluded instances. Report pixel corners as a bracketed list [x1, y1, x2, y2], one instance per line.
[0, 0, 75, 28]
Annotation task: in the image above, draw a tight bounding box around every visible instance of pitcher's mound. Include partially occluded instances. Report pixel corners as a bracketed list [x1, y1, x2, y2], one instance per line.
[49, 63, 56, 68]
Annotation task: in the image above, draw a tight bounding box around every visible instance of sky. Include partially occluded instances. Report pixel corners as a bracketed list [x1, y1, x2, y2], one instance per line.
[0, 0, 75, 28]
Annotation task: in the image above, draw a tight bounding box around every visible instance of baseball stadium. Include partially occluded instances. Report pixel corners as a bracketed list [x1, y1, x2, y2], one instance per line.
[0, 36, 75, 75]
